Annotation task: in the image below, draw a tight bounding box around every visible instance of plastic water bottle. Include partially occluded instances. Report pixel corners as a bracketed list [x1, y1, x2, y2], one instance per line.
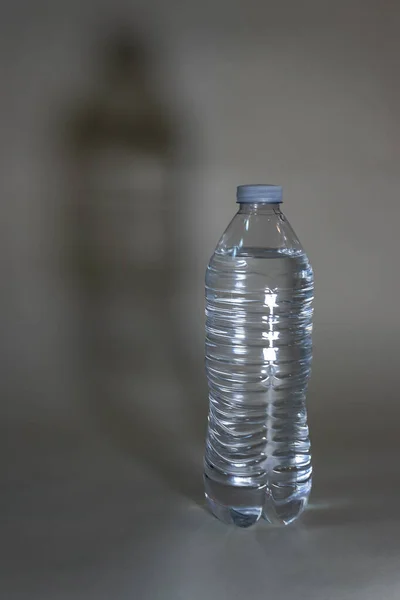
[204, 185, 314, 527]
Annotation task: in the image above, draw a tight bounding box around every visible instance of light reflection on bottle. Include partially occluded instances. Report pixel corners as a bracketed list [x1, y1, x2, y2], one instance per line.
[263, 290, 278, 363]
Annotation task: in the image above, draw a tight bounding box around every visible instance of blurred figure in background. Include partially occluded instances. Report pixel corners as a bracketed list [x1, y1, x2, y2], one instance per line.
[64, 32, 203, 500]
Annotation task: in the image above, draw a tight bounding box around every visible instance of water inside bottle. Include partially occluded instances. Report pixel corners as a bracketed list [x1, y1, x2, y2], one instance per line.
[204, 247, 313, 527]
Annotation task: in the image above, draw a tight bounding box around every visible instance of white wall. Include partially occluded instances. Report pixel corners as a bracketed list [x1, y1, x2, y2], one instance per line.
[1, 0, 400, 440]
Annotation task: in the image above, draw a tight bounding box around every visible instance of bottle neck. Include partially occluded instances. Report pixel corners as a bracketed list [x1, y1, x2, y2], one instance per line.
[238, 202, 282, 215]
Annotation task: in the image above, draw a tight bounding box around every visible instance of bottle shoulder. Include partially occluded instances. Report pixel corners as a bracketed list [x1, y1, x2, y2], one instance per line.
[213, 210, 305, 258]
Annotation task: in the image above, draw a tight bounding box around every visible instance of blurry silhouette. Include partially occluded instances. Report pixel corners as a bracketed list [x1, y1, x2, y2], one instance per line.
[63, 32, 204, 503]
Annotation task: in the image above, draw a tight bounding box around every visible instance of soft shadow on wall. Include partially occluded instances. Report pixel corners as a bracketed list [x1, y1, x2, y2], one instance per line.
[60, 30, 207, 503]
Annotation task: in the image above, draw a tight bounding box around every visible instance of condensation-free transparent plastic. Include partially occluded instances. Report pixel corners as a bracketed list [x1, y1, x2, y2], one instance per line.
[204, 198, 314, 527]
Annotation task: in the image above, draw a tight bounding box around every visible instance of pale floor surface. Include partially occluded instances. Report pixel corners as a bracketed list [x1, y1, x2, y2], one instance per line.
[2, 419, 400, 600]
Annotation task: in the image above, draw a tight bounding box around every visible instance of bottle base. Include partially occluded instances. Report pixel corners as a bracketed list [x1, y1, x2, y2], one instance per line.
[204, 475, 265, 528]
[205, 493, 263, 528]
[262, 480, 311, 525]
[204, 474, 311, 528]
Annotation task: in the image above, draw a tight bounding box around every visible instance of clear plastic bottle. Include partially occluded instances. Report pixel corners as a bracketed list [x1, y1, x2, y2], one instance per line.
[204, 185, 314, 528]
